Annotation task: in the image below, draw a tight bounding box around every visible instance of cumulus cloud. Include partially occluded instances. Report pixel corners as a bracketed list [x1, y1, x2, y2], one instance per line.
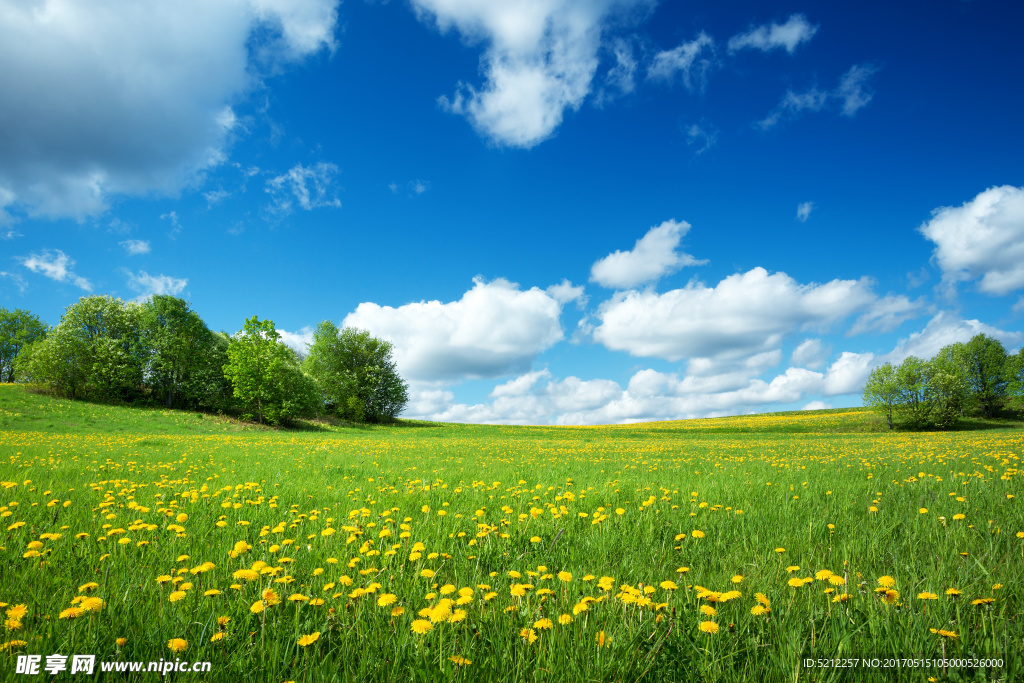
[593, 267, 876, 363]
[590, 219, 706, 289]
[796, 201, 813, 222]
[404, 365, 831, 425]
[791, 338, 826, 369]
[19, 249, 92, 291]
[918, 185, 1024, 295]
[277, 326, 315, 356]
[759, 63, 878, 129]
[420, 0, 653, 148]
[848, 295, 926, 335]
[120, 239, 151, 256]
[0, 0, 339, 221]
[125, 270, 187, 298]
[647, 32, 715, 90]
[801, 400, 830, 410]
[727, 14, 818, 54]
[265, 162, 342, 215]
[822, 351, 874, 396]
[342, 277, 574, 382]
[882, 311, 1022, 365]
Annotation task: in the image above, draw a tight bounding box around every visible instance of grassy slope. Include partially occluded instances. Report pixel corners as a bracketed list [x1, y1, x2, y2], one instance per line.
[1, 384, 1022, 682]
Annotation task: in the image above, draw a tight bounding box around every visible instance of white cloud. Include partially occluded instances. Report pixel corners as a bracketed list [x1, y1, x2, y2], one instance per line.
[791, 338, 826, 369]
[120, 239, 151, 256]
[918, 185, 1024, 295]
[125, 270, 187, 298]
[758, 87, 828, 129]
[822, 351, 874, 396]
[404, 366, 830, 425]
[759, 63, 878, 129]
[420, 0, 653, 148]
[0, 0, 339, 220]
[686, 123, 717, 155]
[342, 277, 571, 382]
[727, 14, 818, 54]
[545, 278, 586, 307]
[277, 326, 315, 356]
[0, 271, 28, 294]
[161, 211, 182, 239]
[265, 162, 342, 214]
[836, 64, 880, 117]
[593, 267, 876, 363]
[801, 400, 830, 411]
[647, 32, 715, 90]
[203, 189, 230, 207]
[605, 37, 637, 95]
[19, 249, 92, 291]
[848, 295, 926, 335]
[796, 201, 813, 222]
[590, 219, 706, 289]
[882, 311, 1022, 365]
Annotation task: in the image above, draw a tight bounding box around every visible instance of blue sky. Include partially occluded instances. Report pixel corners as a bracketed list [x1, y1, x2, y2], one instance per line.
[2, 0, 1023, 424]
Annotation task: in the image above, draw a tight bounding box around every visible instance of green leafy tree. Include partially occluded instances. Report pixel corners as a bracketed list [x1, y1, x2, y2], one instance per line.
[923, 354, 968, 429]
[140, 296, 218, 409]
[894, 356, 930, 427]
[17, 296, 144, 400]
[223, 316, 317, 425]
[303, 323, 408, 423]
[960, 334, 1008, 417]
[0, 308, 48, 383]
[1006, 347, 1024, 413]
[862, 363, 900, 429]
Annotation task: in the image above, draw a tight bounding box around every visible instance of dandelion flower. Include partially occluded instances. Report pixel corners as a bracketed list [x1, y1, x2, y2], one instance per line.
[167, 639, 188, 653]
[449, 655, 471, 666]
[698, 621, 719, 634]
[80, 597, 104, 612]
[971, 598, 994, 606]
[751, 605, 769, 616]
[391, 606, 405, 617]
[558, 614, 572, 625]
[377, 594, 397, 607]
[787, 578, 803, 588]
[168, 591, 187, 603]
[249, 601, 265, 614]
[700, 605, 717, 616]
[878, 576, 896, 588]
[945, 588, 961, 597]
[297, 632, 320, 647]
[78, 583, 99, 593]
[210, 633, 225, 643]
[5, 605, 27, 621]
[595, 631, 610, 647]
[411, 620, 433, 635]
[217, 616, 231, 628]
[204, 589, 221, 597]
[115, 638, 127, 647]
[660, 580, 678, 591]
[534, 618, 553, 630]
[59, 607, 84, 620]
[917, 592, 938, 600]
[557, 571, 572, 582]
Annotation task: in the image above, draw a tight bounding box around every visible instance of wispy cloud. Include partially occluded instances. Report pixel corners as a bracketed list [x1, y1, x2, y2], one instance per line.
[0, 271, 28, 294]
[265, 162, 342, 215]
[19, 249, 92, 291]
[120, 239, 151, 256]
[796, 201, 814, 222]
[759, 64, 879, 129]
[648, 32, 716, 91]
[728, 14, 818, 54]
[124, 270, 187, 299]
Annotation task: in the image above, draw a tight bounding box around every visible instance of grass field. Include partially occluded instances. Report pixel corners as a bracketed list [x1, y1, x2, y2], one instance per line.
[1, 384, 1022, 682]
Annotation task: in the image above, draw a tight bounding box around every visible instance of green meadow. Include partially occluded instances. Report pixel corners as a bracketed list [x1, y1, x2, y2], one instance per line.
[1, 384, 1021, 682]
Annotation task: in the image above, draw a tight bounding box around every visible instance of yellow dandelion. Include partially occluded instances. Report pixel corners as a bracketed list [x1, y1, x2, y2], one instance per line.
[411, 619, 433, 635]
[698, 621, 719, 634]
[168, 591, 187, 603]
[377, 594, 398, 607]
[167, 638, 187, 653]
[297, 632, 320, 647]
[449, 655, 471, 666]
[558, 614, 572, 625]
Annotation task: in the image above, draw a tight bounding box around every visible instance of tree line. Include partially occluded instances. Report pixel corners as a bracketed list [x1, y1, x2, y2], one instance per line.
[863, 334, 1024, 429]
[0, 297, 409, 426]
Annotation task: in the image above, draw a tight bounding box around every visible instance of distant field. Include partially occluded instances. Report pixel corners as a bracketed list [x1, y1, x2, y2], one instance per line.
[1, 384, 1021, 682]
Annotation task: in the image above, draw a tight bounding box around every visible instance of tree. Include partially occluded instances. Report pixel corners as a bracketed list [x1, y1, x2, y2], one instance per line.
[16, 296, 144, 400]
[223, 316, 317, 425]
[894, 356, 930, 427]
[923, 354, 968, 429]
[140, 296, 217, 409]
[862, 363, 899, 429]
[0, 308, 47, 383]
[303, 323, 408, 423]
[1006, 347, 1024, 413]
[960, 334, 1008, 417]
